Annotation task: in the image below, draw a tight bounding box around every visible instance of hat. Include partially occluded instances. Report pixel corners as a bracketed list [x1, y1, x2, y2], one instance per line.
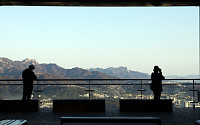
[153, 66, 159, 71]
[29, 65, 35, 69]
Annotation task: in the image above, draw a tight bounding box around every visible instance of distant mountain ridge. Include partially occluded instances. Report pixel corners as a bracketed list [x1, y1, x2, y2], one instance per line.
[166, 75, 200, 79]
[1, 57, 198, 79]
[89, 66, 150, 79]
[0, 57, 117, 79]
[0, 57, 117, 100]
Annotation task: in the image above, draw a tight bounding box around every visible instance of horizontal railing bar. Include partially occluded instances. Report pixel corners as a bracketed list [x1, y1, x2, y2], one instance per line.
[0, 84, 146, 85]
[0, 83, 200, 86]
[0, 79, 200, 81]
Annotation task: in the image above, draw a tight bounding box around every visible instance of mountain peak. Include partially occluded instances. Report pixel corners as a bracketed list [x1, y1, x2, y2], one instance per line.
[107, 66, 129, 72]
[89, 67, 150, 79]
[0, 57, 12, 62]
[22, 58, 38, 64]
[118, 66, 129, 72]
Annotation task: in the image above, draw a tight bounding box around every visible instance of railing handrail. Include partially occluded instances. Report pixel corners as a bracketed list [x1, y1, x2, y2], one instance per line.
[1, 78, 200, 107]
[0, 79, 199, 86]
[0, 78, 200, 81]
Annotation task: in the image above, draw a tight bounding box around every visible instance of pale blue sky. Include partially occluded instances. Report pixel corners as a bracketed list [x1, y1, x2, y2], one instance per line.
[0, 7, 199, 76]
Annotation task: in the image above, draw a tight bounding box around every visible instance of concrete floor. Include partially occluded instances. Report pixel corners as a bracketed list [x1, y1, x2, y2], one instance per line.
[0, 107, 200, 125]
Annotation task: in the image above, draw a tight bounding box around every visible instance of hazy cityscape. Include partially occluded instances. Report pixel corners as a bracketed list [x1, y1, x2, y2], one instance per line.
[36, 81, 200, 109]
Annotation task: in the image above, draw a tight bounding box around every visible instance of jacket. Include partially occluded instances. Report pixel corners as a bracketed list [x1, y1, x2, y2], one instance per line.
[151, 72, 165, 91]
[22, 68, 37, 85]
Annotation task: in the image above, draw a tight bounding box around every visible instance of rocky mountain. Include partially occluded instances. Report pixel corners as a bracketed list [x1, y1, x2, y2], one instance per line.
[89, 66, 150, 79]
[0, 57, 117, 79]
[0, 58, 123, 100]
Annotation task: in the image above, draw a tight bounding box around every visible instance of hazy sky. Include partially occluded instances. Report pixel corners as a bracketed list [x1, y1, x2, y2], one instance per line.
[0, 7, 199, 76]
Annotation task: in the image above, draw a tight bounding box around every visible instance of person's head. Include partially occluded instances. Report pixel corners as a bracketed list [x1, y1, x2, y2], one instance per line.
[29, 65, 35, 70]
[153, 66, 160, 72]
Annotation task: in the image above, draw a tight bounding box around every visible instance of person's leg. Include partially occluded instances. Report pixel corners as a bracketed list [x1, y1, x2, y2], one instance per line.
[27, 86, 33, 100]
[22, 85, 27, 100]
[153, 91, 156, 100]
[153, 91, 161, 100]
[158, 91, 162, 100]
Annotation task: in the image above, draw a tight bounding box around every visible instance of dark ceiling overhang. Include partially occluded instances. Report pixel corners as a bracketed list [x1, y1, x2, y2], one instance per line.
[0, 0, 199, 6]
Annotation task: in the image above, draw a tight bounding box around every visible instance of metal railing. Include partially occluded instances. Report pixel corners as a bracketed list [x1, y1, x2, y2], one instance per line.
[0, 79, 200, 108]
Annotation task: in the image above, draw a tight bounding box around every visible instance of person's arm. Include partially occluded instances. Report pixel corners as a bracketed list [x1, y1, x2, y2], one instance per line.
[159, 69, 165, 80]
[162, 75, 165, 80]
[32, 72, 37, 80]
[22, 71, 24, 79]
[22, 70, 27, 81]
[160, 72, 165, 80]
[151, 73, 153, 79]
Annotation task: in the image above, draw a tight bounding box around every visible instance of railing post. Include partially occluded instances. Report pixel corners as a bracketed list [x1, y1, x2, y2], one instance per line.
[37, 81, 39, 100]
[137, 80, 145, 100]
[89, 80, 91, 100]
[85, 80, 94, 100]
[141, 80, 143, 100]
[193, 80, 195, 108]
[34, 80, 42, 107]
[189, 79, 198, 108]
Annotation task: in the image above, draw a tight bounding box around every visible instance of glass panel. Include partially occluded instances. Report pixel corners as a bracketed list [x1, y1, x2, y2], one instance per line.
[0, 79, 200, 108]
[34, 80, 89, 108]
[0, 81, 22, 100]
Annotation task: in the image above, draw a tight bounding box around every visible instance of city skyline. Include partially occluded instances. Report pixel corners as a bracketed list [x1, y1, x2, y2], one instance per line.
[0, 6, 199, 76]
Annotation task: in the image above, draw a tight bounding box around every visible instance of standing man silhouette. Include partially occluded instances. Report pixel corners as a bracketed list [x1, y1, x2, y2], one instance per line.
[22, 65, 37, 100]
[150, 66, 165, 100]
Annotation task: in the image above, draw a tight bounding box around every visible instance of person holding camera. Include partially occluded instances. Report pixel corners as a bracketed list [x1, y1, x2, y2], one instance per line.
[150, 66, 165, 100]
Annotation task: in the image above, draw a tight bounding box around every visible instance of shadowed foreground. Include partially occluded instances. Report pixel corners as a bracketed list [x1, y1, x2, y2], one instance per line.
[0, 107, 200, 125]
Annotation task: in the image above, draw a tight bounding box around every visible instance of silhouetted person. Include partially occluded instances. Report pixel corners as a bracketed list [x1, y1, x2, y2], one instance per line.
[22, 65, 37, 100]
[150, 66, 165, 100]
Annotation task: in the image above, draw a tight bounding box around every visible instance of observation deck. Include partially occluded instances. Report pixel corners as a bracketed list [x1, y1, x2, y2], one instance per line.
[0, 79, 200, 124]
